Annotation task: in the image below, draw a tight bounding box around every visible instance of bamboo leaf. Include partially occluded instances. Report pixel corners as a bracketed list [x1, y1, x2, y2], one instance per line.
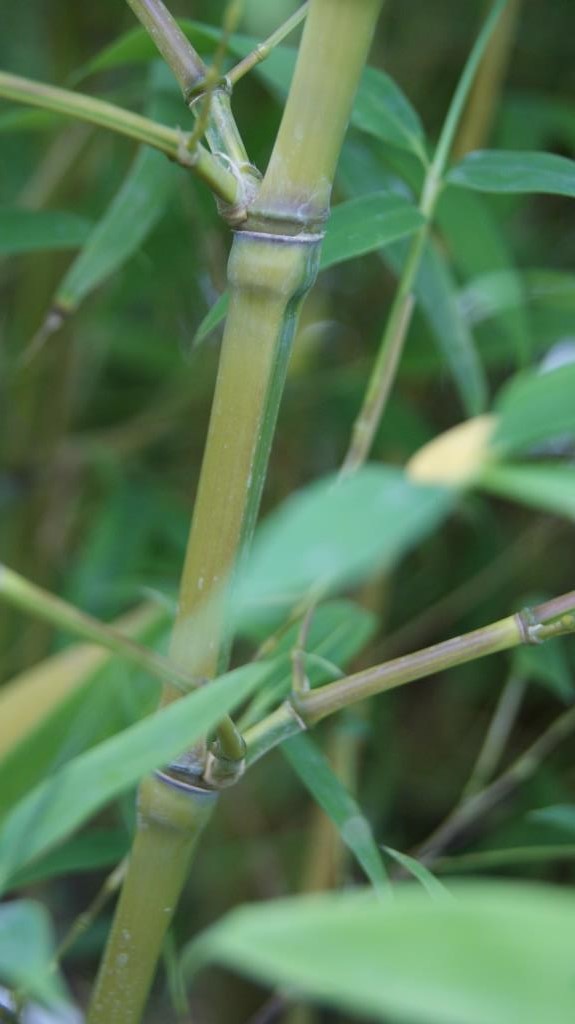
[386, 238, 488, 415]
[236, 466, 453, 617]
[319, 192, 424, 268]
[529, 805, 575, 836]
[194, 193, 424, 344]
[382, 847, 449, 900]
[7, 829, 129, 889]
[54, 64, 181, 315]
[352, 66, 427, 162]
[480, 463, 575, 520]
[493, 363, 575, 455]
[447, 150, 575, 198]
[0, 207, 92, 254]
[0, 900, 65, 1007]
[184, 883, 575, 1024]
[0, 663, 266, 892]
[283, 734, 388, 891]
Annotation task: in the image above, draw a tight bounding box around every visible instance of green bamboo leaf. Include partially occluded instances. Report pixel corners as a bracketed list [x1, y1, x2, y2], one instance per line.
[0, 663, 266, 892]
[7, 829, 128, 889]
[352, 66, 427, 162]
[73, 20, 220, 79]
[320, 192, 424, 268]
[194, 193, 424, 344]
[479, 463, 575, 520]
[184, 883, 575, 1024]
[386, 238, 488, 415]
[236, 466, 453, 617]
[447, 150, 575, 198]
[0, 900, 65, 1007]
[529, 805, 575, 836]
[283, 733, 388, 891]
[382, 847, 449, 900]
[0, 207, 92, 254]
[54, 64, 181, 315]
[492, 363, 575, 455]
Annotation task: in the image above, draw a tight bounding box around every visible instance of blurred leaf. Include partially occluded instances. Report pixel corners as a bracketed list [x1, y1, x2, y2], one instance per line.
[479, 463, 575, 520]
[351, 67, 427, 162]
[239, 600, 377, 728]
[447, 150, 575, 198]
[529, 805, 575, 836]
[382, 847, 449, 900]
[493, 364, 575, 455]
[185, 883, 575, 1024]
[0, 207, 92, 254]
[0, 900, 65, 1007]
[54, 64, 181, 315]
[8, 829, 128, 889]
[0, 605, 167, 818]
[236, 466, 454, 617]
[74, 21, 221, 79]
[194, 192, 424, 344]
[515, 637, 573, 701]
[283, 733, 388, 891]
[0, 663, 266, 891]
[387, 239, 488, 415]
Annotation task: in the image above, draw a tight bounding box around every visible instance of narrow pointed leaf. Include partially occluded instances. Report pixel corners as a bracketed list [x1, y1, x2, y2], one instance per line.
[493, 363, 575, 455]
[480, 463, 575, 519]
[0, 208, 92, 254]
[382, 847, 449, 900]
[447, 150, 575, 198]
[185, 883, 575, 1024]
[0, 663, 266, 892]
[283, 734, 388, 891]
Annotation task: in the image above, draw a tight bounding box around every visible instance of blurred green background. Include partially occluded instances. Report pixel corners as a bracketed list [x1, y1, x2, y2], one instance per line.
[1, 2, 575, 1021]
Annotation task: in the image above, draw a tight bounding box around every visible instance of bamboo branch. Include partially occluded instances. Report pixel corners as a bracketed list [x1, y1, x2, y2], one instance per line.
[417, 701, 575, 865]
[0, 70, 239, 206]
[341, 0, 509, 473]
[227, 3, 310, 86]
[0, 563, 197, 693]
[124, 0, 206, 98]
[244, 592, 575, 762]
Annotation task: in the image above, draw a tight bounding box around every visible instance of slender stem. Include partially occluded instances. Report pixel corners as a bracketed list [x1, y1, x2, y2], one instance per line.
[0, 562, 197, 694]
[462, 673, 525, 798]
[227, 3, 310, 86]
[341, 0, 509, 472]
[244, 592, 575, 761]
[124, 0, 259, 218]
[0, 71, 239, 206]
[417, 702, 575, 865]
[437, 844, 575, 873]
[124, 0, 206, 97]
[53, 860, 127, 967]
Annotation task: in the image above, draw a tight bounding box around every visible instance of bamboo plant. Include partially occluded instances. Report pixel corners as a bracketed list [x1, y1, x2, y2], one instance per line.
[1, 1, 575, 1023]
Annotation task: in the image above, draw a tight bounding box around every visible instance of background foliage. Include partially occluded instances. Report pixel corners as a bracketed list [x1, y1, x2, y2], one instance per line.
[1, 1, 575, 1021]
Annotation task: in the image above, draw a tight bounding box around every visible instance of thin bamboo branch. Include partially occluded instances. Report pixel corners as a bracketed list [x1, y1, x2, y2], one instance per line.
[244, 592, 575, 762]
[341, 0, 509, 473]
[0, 562, 197, 694]
[124, 0, 206, 97]
[227, 3, 310, 85]
[0, 70, 239, 205]
[461, 673, 526, 799]
[417, 702, 575, 865]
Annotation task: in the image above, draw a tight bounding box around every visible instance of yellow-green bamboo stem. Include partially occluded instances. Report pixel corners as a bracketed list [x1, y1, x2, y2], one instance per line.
[250, 0, 384, 231]
[88, 774, 216, 1024]
[90, 3, 384, 1019]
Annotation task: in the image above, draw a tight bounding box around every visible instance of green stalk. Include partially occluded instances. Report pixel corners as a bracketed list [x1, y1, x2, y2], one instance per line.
[342, 0, 509, 473]
[0, 70, 239, 205]
[244, 592, 575, 762]
[89, 3, 384, 1020]
[88, 774, 216, 1024]
[227, 3, 310, 86]
[0, 563, 198, 694]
